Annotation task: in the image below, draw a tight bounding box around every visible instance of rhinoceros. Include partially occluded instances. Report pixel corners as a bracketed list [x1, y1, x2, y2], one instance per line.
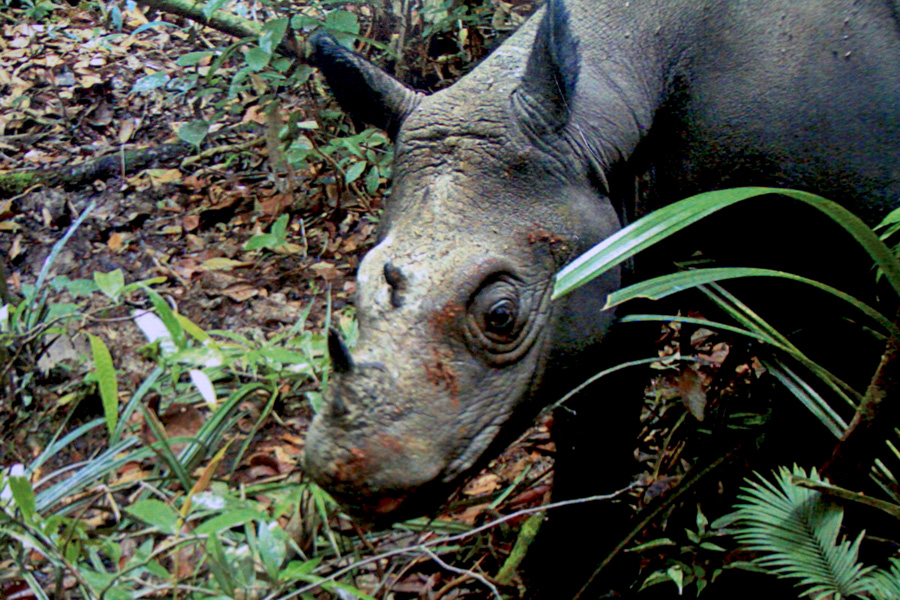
[302, 0, 900, 522]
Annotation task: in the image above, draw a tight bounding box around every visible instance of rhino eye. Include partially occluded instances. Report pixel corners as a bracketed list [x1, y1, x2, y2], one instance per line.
[467, 277, 523, 349]
[485, 300, 517, 336]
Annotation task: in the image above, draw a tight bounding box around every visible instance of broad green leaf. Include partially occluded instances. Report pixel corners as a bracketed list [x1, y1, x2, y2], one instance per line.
[202, 0, 229, 19]
[259, 17, 289, 53]
[121, 275, 167, 296]
[9, 476, 36, 523]
[88, 333, 118, 436]
[131, 72, 169, 93]
[271, 213, 289, 236]
[207, 534, 235, 593]
[279, 557, 323, 580]
[195, 508, 265, 535]
[177, 51, 215, 67]
[344, 160, 366, 184]
[244, 233, 278, 250]
[94, 269, 125, 301]
[175, 313, 213, 344]
[178, 119, 209, 147]
[125, 499, 180, 534]
[132, 20, 179, 35]
[143, 287, 187, 350]
[325, 10, 360, 47]
[245, 46, 271, 71]
[257, 520, 287, 579]
[365, 165, 382, 194]
[667, 565, 684, 595]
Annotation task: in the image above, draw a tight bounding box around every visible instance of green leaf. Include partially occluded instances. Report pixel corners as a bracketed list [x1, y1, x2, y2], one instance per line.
[195, 508, 265, 535]
[324, 10, 360, 47]
[245, 47, 271, 71]
[88, 333, 118, 436]
[202, 0, 229, 19]
[9, 476, 36, 523]
[257, 347, 309, 364]
[206, 534, 235, 593]
[365, 165, 382, 194]
[271, 213, 289, 236]
[244, 233, 278, 251]
[344, 160, 366, 184]
[626, 538, 677, 553]
[131, 72, 169, 93]
[94, 269, 125, 301]
[260, 17, 288, 53]
[257, 520, 287, 579]
[125, 499, 180, 535]
[667, 565, 684, 595]
[143, 287, 187, 350]
[279, 557, 323, 581]
[178, 119, 209, 147]
[177, 51, 215, 67]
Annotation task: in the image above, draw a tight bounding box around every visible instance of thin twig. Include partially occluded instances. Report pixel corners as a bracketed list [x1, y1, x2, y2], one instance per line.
[422, 548, 502, 600]
[267, 483, 637, 600]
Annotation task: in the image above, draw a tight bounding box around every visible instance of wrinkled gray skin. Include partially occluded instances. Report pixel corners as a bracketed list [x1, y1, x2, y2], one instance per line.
[304, 0, 900, 520]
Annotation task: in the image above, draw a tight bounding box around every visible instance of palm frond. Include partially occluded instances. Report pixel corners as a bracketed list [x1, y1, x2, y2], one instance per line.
[733, 466, 876, 599]
[863, 557, 900, 600]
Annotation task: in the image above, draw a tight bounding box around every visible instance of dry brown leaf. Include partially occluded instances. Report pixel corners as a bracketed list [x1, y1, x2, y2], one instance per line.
[182, 214, 200, 231]
[200, 257, 253, 271]
[260, 193, 293, 216]
[677, 365, 707, 421]
[463, 472, 500, 496]
[222, 284, 260, 302]
[107, 232, 124, 251]
[118, 117, 136, 143]
[309, 261, 340, 281]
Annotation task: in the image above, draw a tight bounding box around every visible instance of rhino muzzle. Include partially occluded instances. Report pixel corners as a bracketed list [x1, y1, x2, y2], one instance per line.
[303, 245, 558, 520]
[303, 346, 453, 519]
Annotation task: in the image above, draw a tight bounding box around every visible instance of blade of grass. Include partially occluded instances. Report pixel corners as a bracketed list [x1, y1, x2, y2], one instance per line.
[606, 267, 898, 339]
[88, 333, 119, 437]
[553, 187, 900, 300]
[764, 359, 848, 439]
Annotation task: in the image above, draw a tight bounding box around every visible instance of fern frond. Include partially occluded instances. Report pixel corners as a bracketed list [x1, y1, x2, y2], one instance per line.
[863, 557, 900, 600]
[733, 466, 876, 599]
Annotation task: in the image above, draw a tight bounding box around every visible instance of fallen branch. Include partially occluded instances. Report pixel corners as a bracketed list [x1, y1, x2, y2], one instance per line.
[140, 0, 303, 59]
[0, 142, 190, 198]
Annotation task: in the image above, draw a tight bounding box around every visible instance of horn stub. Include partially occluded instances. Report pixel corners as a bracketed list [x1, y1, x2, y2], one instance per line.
[327, 327, 354, 375]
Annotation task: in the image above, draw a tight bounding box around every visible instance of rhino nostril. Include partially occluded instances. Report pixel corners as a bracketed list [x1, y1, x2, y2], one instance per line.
[384, 262, 407, 308]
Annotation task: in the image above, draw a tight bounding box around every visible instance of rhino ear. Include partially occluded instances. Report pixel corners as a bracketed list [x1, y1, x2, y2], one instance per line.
[514, 0, 579, 134]
[309, 32, 424, 138]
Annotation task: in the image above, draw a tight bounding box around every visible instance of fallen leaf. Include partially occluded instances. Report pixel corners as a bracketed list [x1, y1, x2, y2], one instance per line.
[463, 473, 500, 496]
[677, 365, 707, 421]
[200, 257, 253, 271]
[182, 214, 200, 231]
[108, 232, 124, 251]
[222, 284, 260, 302]
[309, 261, 340, 281]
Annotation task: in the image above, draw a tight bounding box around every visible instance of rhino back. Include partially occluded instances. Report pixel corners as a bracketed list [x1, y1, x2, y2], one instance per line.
[562, 0, 900, 220]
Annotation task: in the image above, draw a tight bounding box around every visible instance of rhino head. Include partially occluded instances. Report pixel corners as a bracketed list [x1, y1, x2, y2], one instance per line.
[303, 0, 624, 521]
